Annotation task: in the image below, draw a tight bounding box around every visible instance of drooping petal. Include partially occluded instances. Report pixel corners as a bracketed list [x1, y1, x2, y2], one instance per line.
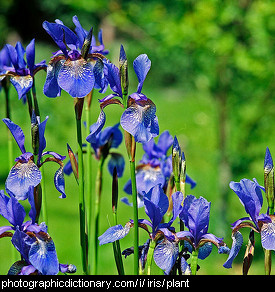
[223, 231, 243, 269]
[181, 256, 191, 275]
[86, 110, 106, 144]
[43, 56, 65, 98]
[57, 58, 94, 98]
[105, 62, 122, 97]
[260, 219, 275, 250]
[198, 242, 212, 260]
[54, 167, 66, 198]
[6, 158, 42, 200]
[10, 75, 33, 100]
[108, 153, 125, 178]
[28, 232, 59, 275]
[99, 123, 123, 149]
[120, 98, 159, 143]
[153, 239, 179, 275]
[8, 261, 29, 275]
[98, 222, 132, 245]
[133, 54, 151, 94]
[59, 263, 77, 274]
[0, 190, 25, 227]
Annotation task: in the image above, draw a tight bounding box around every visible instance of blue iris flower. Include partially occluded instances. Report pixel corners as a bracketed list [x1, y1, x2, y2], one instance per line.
[0, 190, 76, 275]
[223, 177, 275, 269]
[43, 15, 108, 98]
[88, 46, 159, 144]
[3, 116, 66, 200]
[65, 123, 125, 177]
[0, 39, 46, 100]
[98, 184, 188, 274]
[122, 130, 196, 207]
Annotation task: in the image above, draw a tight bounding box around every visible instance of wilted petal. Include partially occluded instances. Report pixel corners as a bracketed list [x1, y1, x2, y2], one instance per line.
[98, 223, 132, 245]
[57, 58, 94, 98]
[120, 98, 159, 143]
[6, 159, 42, 200]
[153, 239, 179, 275]
[10, 75, 33, 100]
[223, 231, 243, 269]
[28, 232, 59, 275]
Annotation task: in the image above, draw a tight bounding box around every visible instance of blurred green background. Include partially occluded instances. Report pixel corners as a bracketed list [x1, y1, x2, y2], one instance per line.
[0, 0, 275, 275]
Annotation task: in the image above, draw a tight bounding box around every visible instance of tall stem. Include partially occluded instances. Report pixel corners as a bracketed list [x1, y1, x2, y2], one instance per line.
[130, 158, 139, 275]
[92, 156, 104, 275]
[147, 240, 156, 275]
[75, 98, 88, 275]
[190, 249, 199, 275]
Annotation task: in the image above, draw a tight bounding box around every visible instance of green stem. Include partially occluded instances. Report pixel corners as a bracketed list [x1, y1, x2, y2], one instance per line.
[130, 159, 139, 275]
[75, 99, 88, 275]
[40, 163, 48, 227]
[190, 249, 199, 275]
[92, 156, 105, 275]
[147, 240, 156, 275]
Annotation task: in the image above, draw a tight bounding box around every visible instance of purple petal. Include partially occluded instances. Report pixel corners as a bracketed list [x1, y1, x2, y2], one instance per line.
[260, 219, 275, 250]
[42, 21, 68, 57]
[223, 231, 243, 269]
[38, 116, 49, 164]
[2, 118, 26, 153]
[120, 98, 159, 143]
[28, 232, 59, 275]
[105, 62, 122, 97]
[59, 263, 77, 274]
[10, 75, 33, 99]
[86, 110, 106, 144]
[15, 42, 26, 69]
[98, 223, 132, 245]
[198, 242, 212, 260]
[54, 167, 66, 198]
[43, 56, 65, 97]
[57, 58, 94, 98]
[26, 39, 35, 74]
[265, 147, 273, 171]
[133, 54, 151, 93]
[6, 159, 42, 200]
[153, 239, 179, 275]
[108, 153, 125, 178]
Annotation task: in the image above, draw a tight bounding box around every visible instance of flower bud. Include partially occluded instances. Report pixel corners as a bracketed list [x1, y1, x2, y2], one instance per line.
[264, 147, 274, 214]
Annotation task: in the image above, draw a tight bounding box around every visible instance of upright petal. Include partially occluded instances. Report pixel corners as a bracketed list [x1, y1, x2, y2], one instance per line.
[120, 98, 159, 143]
[2, 118, 26, 153]
[42, 21, 68, 57]
[26, 39, 35, 74]
[133, 54, 151, 93]
[57, 58, 94, 98]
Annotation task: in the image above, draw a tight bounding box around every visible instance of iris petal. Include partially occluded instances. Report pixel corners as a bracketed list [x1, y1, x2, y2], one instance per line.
[120, 98, 159, 143]
[260, 219, 275, 250]
[98, 223, 132, 245]
[43, 56, 65, 97]
[6, 159, 42, 200]
[223, 231, 243, 269]
[28, 232, 59, 275]
[153, 239, 179, 275]
[10, 75, 33, 99]
[57, 58, 94, 98]
[54, 167, 66, 198]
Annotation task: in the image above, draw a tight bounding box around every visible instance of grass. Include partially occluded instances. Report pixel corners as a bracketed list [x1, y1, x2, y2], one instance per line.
[0, 41, 274, 275]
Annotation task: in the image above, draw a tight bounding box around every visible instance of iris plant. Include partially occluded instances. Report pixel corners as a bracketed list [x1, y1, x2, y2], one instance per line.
[0, 39, 46, 102]
[122, 130, 196, 207]
[3, 116, 66, 223]
[43, 15, 110, 274]
[0, 190, 76, 275]
[223, 178, 275, 272]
